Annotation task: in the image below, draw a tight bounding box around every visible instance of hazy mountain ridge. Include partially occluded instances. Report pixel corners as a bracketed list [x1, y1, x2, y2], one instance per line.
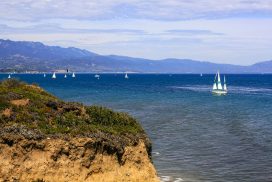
[0, 39, 271, 73]
[250, 60, 272, 73]
[0, 39, 96, 60]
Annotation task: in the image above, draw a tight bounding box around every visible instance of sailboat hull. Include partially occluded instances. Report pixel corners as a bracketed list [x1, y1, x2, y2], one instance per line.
[212, 90, 227, 95]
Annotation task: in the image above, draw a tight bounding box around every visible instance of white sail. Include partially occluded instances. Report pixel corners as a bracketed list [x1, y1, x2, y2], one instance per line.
[72, 72, 75, 78]
[52, 72, 56, 79]
[217, 71, 223, 90]
[213, 83, 217, 90]
[125, 73, 128, 79]
[217, 71, 221, 82]
[223, 76, 227, 91]
[64, 74, 67, 78]
[8, 74, 11, 79]
[43, 74, 46, 77]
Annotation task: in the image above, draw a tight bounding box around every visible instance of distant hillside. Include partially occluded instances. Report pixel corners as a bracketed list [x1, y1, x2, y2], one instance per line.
[250, 60, 272, 73]
[0, 39, 271, 73]
[0, 39, 95, 60]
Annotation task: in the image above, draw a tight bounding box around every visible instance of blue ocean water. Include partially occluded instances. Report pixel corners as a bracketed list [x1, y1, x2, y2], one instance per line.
[1, 73, 272, 182]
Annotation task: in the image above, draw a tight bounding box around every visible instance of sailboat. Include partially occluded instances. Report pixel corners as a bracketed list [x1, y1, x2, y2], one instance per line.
[94, 74, 100, 79]
[212, 71, 227, 95]
[8, 74, 11, 79]
[125, 73, 129, 79]
[72, 72, 76, 78]
[64, 74, 67, 78]
[52, 72, 56, 79]
[200, 73, 203, 77]
[43, 73, 46, 78]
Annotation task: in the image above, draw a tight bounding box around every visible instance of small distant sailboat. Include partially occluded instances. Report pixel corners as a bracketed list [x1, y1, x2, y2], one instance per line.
[64, 74, 67, 78]
[212, 71, 227, 95]
[43, 73, 46, 78]
[94, 74, 100, 79]
[125, 73, 129, 79]
[72, 72, 76, 78]
[8, 74, 11, 79]
[200, 73, 203, 77]
[52, 72, 56, 79]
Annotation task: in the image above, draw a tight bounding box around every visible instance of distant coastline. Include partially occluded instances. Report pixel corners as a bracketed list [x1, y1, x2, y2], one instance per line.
[1, 72, 272, 75]
[0, 39, 272, 73]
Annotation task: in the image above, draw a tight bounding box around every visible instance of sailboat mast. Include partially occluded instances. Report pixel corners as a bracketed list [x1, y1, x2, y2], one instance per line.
[213, 72, 218, 90]
[214, 72, 218, 83]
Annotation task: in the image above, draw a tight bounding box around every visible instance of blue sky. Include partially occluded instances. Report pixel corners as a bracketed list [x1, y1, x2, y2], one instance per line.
[1, 0, 272, 65]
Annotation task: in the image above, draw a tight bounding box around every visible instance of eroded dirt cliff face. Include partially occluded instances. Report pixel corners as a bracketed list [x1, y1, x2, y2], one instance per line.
[0, 80, 159, 182]
[0, 126, 159, 182]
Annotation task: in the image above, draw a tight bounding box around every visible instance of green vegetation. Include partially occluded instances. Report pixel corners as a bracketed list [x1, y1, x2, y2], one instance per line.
[0, 79, 144, 135]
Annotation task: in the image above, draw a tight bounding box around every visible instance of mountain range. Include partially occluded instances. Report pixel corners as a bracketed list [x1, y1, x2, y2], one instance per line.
[0, 39, 271, 73]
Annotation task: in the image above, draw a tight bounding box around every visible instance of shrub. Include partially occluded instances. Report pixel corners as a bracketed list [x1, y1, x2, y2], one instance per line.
[0, 79, 145, 135]
[0, 78, 24, 88]
[0, 96, 10, 111]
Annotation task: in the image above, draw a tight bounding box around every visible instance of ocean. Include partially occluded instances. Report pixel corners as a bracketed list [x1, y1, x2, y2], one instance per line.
[1, 73, 272, 182]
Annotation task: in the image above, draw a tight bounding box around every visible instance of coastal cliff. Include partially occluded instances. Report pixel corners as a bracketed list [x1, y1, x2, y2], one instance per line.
[0, 79, 159, 182]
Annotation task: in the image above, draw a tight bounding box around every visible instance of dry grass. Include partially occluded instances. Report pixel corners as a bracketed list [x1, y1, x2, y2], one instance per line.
[10, 99, 29, 106]
[2, 108, 11, 117]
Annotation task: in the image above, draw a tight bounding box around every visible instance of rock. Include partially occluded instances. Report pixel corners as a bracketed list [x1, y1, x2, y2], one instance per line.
[46, 101, 60, 110]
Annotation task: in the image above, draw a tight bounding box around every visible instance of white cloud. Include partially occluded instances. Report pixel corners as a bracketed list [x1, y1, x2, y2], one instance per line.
[0, 23, 146, 34]
[0, 0, 272, 21]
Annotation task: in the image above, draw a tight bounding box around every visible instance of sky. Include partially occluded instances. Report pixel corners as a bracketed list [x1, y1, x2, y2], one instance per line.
[1, 0, 272, 65]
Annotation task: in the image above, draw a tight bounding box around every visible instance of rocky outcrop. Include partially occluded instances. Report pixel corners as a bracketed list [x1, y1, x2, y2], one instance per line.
[0, 80, 159, 182]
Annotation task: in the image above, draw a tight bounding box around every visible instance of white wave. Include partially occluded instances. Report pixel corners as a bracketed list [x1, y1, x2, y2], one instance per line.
[169, 85, 272, 95]
[152, 151, 160, 156]
[160, 176, 184, 182]
[174, 178, 184, 182]
[169, 85, 211, 92]
[229, 86, 272, 94]
[160, 176, 171, 182]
